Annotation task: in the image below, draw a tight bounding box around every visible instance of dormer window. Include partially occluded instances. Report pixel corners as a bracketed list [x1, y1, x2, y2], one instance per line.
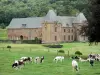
[55, 27, 57, 32]
[44, 25, 47, 30]
[66, 24, 69, 26]
[64, 29, 66, 32]
[22, 24, 26, 28]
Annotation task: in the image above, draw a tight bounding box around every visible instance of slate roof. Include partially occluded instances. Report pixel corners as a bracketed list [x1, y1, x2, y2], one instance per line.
[7, 17, 43, 28]
[73, 13, 87, 23]
[44, 10, 57, 22]
[57, 16, 76, 27]
[7, 10, 87, 28]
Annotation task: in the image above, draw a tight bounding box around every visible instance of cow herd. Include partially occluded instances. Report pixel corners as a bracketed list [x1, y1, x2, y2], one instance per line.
[12, 57, 33, 69]
[12, 56, 45, 69]
[71, 53, 100, 71]
[12, 53, 100, 71]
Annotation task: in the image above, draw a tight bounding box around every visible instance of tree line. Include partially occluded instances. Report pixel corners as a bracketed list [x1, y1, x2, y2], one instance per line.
[0, 0, 88, 28]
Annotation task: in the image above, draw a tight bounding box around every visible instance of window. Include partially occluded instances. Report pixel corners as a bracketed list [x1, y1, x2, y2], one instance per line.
[55, 27, 57, 32]
[64, 29, 66, 32]
[55, 36, 57, 41]
[64, 35, 66, 40]
[72, 29, 73, 33]
[68, 35, 70, 40]
[66, 24, 69, 26]
[44, 25, 47, 29]
[22, 24, 26, 28]
[71, 35, 73, 40]
[45, 27, 47, 30]
[29, 30, 32, 40]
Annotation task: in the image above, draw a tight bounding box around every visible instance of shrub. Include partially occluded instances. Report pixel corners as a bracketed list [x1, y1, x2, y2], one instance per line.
[42, 44, 63, 48]
[7, 45, 11, 51]
[22, 40, 41, 44]
[75, 51, 82, 56]
[58, 50, 65, 53]
[7, 45, 11, 48]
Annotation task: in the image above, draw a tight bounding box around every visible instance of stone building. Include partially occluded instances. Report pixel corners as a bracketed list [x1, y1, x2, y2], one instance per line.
[7, 10, 88, 43]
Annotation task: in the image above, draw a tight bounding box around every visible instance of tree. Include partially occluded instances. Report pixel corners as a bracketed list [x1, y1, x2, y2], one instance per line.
[87, 0, 100, 44]
[0, 0, 88, 28]
[0, 23, 6, 29]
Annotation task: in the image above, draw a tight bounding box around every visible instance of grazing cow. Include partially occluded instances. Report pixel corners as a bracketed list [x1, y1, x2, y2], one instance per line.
[34, 57, 40, 63]
[40, 56, 44, 63]
[20, 57, 32, 63]
[12, 60, 25, 69]
[88, 54, 96, 59]
[53, 56, 64, 63]
[71, 56, 79, 60]
[95, 54, 100, 61]
[34, 56, 44, 64]
[89, 58, 94, 66]
[87, 54, 96, 62]
[72, 59, 79, 71]
[87, 54, 100, 61]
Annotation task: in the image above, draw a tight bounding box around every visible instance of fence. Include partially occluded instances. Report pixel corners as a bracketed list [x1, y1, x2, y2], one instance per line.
[0, 47, 75, 56]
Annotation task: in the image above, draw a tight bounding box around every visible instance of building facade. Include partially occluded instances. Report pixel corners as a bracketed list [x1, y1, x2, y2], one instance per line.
[7, 10, 88, 43]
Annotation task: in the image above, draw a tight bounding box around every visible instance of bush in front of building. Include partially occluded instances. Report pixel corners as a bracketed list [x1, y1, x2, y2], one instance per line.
[22, 40, 42, 44]
[75, 51, 82, 56]
[0, 39, 42, 44]
[58, 50, 65, 53]
[7, 45, 11, 51]
[43, 44, 63, 48]
[7, 45, 11, 48]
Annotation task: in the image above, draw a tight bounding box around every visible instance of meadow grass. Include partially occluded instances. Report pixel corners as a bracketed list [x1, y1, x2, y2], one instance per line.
[0, 29, 7, 40]
[0, 42, 100, 55]
[0, 43, 100, 75]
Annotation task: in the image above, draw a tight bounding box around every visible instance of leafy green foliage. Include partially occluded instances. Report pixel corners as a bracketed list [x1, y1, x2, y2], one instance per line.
[75, 51, 82, 56]
[0, 0, 88, 28]
[7, 45, 11, 48]
[22, 40, 41, 44]
[58, 50, 65, 53]
[43, 44, 63, 48]
[0, 23, 6, 29]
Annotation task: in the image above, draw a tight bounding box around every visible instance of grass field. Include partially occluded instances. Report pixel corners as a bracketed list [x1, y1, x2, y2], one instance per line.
[0, 29, 7, 40]
[0, 43, 100, 75]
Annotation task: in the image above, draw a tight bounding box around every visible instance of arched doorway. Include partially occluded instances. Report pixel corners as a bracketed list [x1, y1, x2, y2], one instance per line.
[20, 35, 23, 40]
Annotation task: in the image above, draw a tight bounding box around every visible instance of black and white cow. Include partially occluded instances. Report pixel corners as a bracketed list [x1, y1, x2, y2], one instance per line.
[89, 58, 94, 66]
[53, 56, 64, 63]
[40, 56, 44, 63]
[72, 59, 79, 71]
[34, 56, 44, 64]
[87, 54, 100, 61]
[20, 57, 32, 63]
[12, 60, 25, 69]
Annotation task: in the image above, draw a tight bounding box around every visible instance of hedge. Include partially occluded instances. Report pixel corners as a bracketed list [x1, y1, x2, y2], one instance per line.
[43, 44, 63, 48]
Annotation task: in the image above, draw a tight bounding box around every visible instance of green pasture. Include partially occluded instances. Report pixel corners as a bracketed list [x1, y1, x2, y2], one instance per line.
[0, 43, 100, 75]
[0, 42, 100, 55]
[0, 29, 7, 40]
